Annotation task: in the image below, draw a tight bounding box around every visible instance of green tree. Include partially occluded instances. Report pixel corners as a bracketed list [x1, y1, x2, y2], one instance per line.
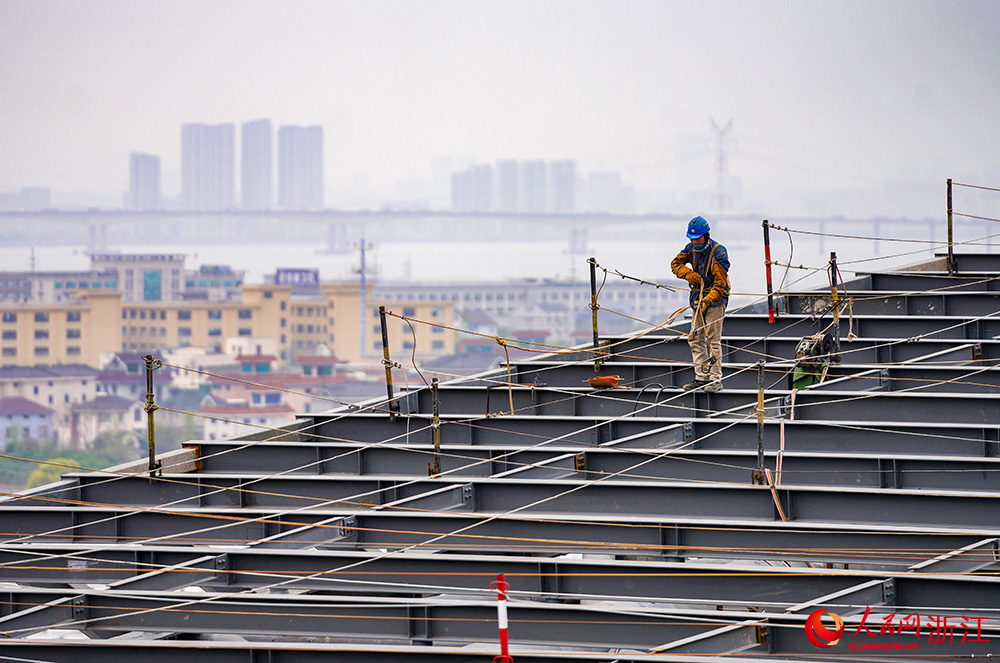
[25, 457, 82, 489]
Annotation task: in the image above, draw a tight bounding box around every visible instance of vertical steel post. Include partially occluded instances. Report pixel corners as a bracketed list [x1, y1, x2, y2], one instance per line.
[755, 360, 765, 484]
[379, 306, 398, 422]
[429, 377, 441, 476]
[589, 257, 601, 371]
[143, 354, 162, 476]
[829, 252, 841, 364]
[762, 220, 776, 323]
[947, 178, 956, 275]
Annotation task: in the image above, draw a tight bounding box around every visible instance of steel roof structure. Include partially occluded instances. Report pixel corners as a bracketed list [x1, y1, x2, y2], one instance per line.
[1, 251, 999, 662]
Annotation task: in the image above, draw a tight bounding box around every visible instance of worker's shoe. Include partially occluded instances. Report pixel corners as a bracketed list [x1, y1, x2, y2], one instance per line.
[682, 379, 710, 391]
[703, 381, 723, 393]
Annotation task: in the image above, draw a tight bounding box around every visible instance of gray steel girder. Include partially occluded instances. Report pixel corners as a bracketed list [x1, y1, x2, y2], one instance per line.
[0, 545, 997, 613]
[405, 383, 1000, 422]
[507, 360, 1000, 392]
[300, 413, 999, 456]
[191, 441, 1000, 490]
[720, 313, 1000, 342]
[590, 336, 1000, 365]
[12, 470, 1000, 529]
[0, 503, 995, 567]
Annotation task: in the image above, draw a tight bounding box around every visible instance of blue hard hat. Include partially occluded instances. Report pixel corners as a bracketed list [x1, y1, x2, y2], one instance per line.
[686, 216, 710, 239]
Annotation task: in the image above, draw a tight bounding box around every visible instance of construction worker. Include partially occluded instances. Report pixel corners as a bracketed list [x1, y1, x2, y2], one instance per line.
[671, 215, 730, 392]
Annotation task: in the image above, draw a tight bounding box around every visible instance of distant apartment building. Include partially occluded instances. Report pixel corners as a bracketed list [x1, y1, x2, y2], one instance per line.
[495, 160, 519, 212]
[0, 293, 121, 367]
[0, 364, 100, 445]
[127, 152, 162, 210]
[0, 270, 118, 304]
[181, 123, 236, 210]
[182, 265, 247, 302]
[241, 119, 273, 210]
[548, 160, 576, 213]
[277, 125, 324, 210]
[0, 396, 55, 445]
[585, 171, 638, 214]
[450, 163, 494, 212]
[450, 160, 576, 213]
[90, 254, 186, 303]
[374, 277, 685, 336]
[119, 284, 290, 356]
[276, 279, 457, 364]
[0, 187, 51, 212]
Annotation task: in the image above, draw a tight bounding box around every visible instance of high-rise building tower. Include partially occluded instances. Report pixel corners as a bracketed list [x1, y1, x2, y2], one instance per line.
[181, 123, 235, 210]
[277, 125, 324, 210]
[450, 164, 494, 212]
[495, 160, 519, 213]
[549, 160, 576, 213]
[241, 119, 273, 210]
[520, 160, 547, 213]
[127, 153, 161, 211]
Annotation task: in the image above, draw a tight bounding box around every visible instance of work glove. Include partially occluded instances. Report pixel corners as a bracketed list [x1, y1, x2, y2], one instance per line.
[685, 272, 703, 288]
[696, 300, 712, 317]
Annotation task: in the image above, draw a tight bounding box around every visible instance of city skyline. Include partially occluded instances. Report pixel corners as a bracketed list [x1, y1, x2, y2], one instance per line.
[1, 1, 998, 218]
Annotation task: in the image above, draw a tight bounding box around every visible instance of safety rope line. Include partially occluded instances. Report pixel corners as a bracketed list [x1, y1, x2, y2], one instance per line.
[588, 257, 679, 292]
[954, 211, 1000, 223]
[766, 219, 1000, 244]
[159, 361, 361, 409]
[952, 181, 1000, 193]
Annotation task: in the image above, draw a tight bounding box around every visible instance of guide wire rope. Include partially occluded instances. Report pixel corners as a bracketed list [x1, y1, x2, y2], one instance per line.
[0, 367, 765, 557]
[953, 211, 1000, 223]
[953, 181, 1000, 193]
[158, 361, 364, 409]
[4, 362, 754, 525]
[0, 414, 765, 638]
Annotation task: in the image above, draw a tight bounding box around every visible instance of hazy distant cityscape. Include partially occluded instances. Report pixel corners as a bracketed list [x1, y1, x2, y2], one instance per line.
[4, 117, 998, 222]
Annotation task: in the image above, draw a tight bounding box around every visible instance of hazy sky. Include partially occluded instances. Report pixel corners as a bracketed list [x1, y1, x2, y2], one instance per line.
[1, 0, 998, 205]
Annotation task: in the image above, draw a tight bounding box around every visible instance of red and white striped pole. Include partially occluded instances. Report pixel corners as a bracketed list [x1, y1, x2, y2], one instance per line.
[491, 573, 513, 662]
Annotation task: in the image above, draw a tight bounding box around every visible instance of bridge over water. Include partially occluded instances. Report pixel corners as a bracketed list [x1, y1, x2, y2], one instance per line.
[0, 209, 979, 257]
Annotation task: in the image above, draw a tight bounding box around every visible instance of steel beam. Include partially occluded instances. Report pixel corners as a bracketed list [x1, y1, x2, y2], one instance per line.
[0, 545, 997, 612]
[0, 505, 990, 567]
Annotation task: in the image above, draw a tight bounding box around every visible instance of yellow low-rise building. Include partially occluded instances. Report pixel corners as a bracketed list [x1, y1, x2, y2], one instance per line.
[1, 291, 120, 368]
[1, 282, 455, 369]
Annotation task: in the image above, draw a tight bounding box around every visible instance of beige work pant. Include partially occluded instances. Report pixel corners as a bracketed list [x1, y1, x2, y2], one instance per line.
[688, 304, 724, 383]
